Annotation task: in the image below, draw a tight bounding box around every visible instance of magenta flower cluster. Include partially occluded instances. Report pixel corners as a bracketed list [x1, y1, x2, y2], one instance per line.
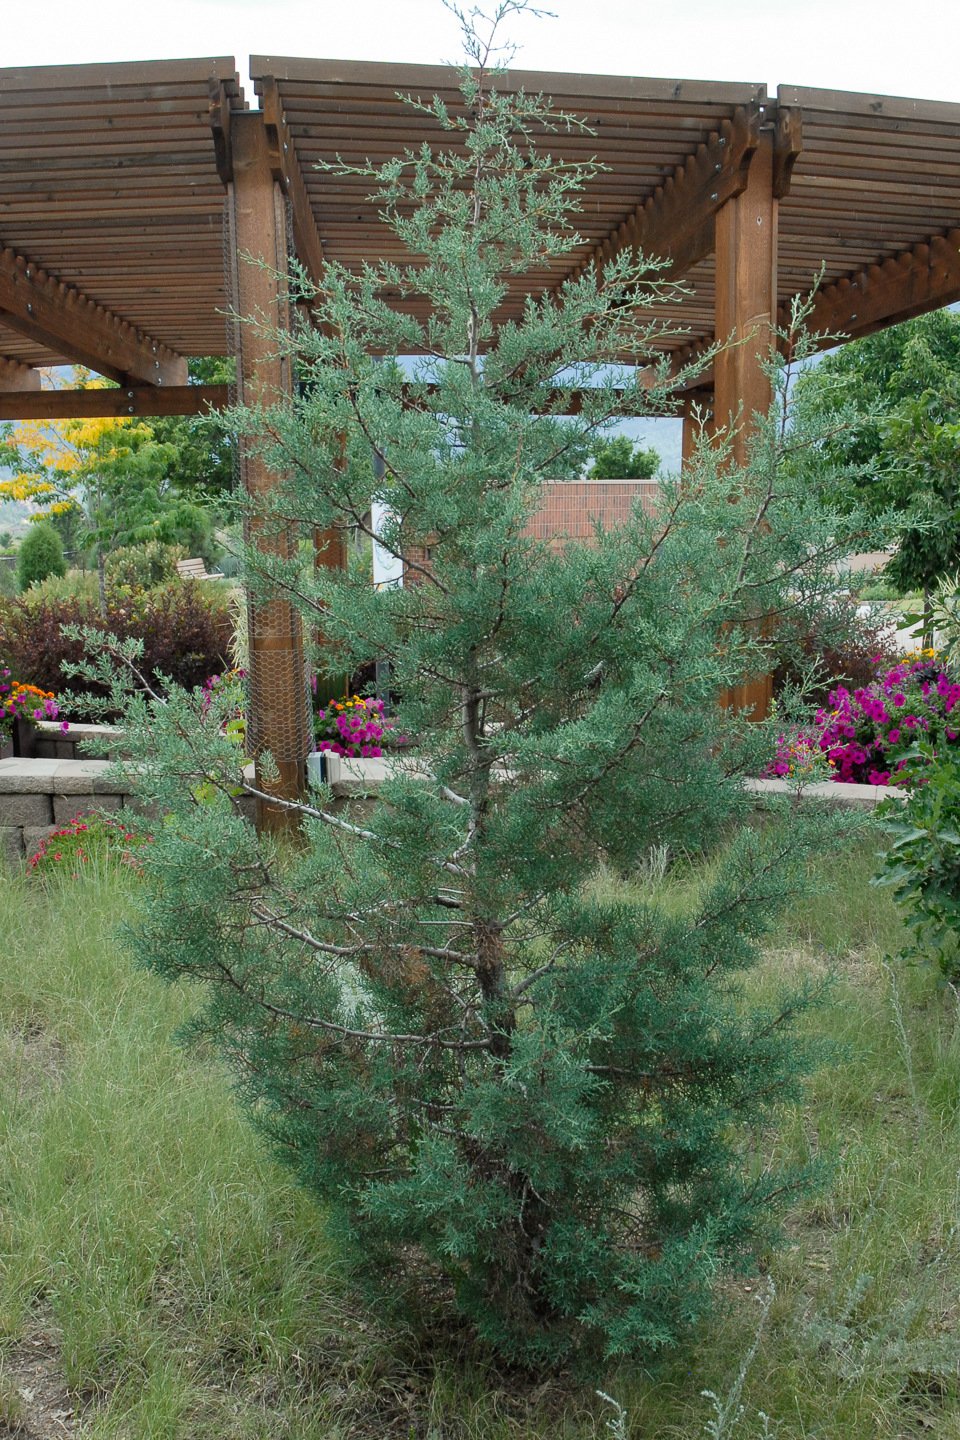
[814, 655, 960, 785]
[314, 695, 407, 759]
[200, 668, 246, 719]
[767, 727, 824, 782]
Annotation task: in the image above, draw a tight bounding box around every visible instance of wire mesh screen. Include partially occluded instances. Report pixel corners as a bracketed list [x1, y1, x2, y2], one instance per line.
[223, 182, 312, 774]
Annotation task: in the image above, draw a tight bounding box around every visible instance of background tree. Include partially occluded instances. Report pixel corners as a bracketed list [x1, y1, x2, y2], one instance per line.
[587, 432, 660, 478]
[16, 519, 65, 591]
[150, 355, 238, 505]
[104, 1, 867, 1367]
[790, 308, 960, 609]
[0, 369, 215, 612]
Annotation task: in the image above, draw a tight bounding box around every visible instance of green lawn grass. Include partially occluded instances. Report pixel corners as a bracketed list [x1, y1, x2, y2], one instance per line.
[2, 842, 960, 1437]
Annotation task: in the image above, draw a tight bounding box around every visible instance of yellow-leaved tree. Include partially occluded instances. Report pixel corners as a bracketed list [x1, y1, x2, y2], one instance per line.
[0, 369, 209, 611]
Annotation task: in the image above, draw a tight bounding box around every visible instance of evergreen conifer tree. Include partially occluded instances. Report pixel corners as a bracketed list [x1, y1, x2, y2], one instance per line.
[106, 2, 870, 1365]
[17, 519, 65, 591]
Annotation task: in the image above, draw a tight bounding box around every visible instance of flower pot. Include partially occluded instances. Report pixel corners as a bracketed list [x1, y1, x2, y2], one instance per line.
[12, 715, 38, 758]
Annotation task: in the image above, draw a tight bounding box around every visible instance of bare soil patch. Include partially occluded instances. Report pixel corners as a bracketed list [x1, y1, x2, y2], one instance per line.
[0, 1334, 75, 1438]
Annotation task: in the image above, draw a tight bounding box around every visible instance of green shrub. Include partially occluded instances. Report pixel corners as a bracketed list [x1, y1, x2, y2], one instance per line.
[113, 12, 870, 1370]
[856, 577, 900, 602]
[22, 569, 99, 606]
[105, 541, 186, 592]
[772, 589, 900, 707]
[17, 521, 66, 591]
[0, 581, 231, 718]
[875, 744, 960, 980]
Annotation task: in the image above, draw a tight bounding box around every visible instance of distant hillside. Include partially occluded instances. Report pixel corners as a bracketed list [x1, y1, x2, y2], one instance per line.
[0, 499, 30, 536]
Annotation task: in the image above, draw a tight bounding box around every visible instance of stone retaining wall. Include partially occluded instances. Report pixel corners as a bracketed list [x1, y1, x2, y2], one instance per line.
[1, 751, 898, 871]
[0, 753, 261, 868]
[0, 758, 134, 866]
[745, 776, 904, 810]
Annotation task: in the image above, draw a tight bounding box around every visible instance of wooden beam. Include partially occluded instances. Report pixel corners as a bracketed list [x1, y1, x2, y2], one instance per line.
[251, 55, 766, 110]
[0, 379, 698, 423]
[565, 104, 762, 286]
[0, 247, 187, 386]
[714, 132, 778, 449]
[782, 230, 960, 346]
[259, 78, 326, 287]
[777, 83, 960, 126]
[657, 227, 960, 394]
[772, 105, 802, 199]
[209, 78, 235, 188]
[0, 383, 228, 421]
[714, 133, 777, 721]
[0, 358, 39, 392]
[228, 111, 310, 827]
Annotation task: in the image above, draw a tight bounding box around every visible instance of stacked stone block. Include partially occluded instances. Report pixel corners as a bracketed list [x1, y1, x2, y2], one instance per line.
[30, 721, 120, 763]
[0, 759, 134, 866]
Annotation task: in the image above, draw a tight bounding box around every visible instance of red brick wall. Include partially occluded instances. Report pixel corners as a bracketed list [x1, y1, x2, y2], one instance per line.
[522, 479, 660, 551]
[405, 479, 660, 578]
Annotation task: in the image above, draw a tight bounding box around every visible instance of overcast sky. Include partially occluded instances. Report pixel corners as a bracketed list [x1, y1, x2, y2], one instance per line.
[4, 0, 960, 105]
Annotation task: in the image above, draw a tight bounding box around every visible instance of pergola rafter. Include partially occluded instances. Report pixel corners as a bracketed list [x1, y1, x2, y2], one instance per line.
[789, 229, 960, 344]
[565, 103, 763, 288]
[0, 246, 187, 386]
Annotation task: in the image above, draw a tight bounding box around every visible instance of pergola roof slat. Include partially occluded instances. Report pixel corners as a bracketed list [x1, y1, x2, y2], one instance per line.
[251, 54, 765, 106]
[778, 84, 960, 123]
[0, 56, 242, 91]
[0, 56, 248, 366]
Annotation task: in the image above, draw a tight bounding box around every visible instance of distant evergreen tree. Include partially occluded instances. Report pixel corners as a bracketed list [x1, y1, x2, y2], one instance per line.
[17, 520, 65, 591]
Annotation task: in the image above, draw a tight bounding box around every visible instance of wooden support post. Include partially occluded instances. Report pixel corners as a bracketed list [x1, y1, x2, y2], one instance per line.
[714, 131, 777, 720]
[714, 130, 777, 452]
[228, 112, 311, 831]
[313, 441, 350, 704]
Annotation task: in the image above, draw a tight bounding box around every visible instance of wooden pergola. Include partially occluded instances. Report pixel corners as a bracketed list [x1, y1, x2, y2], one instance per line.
[2, 55, 959, 816]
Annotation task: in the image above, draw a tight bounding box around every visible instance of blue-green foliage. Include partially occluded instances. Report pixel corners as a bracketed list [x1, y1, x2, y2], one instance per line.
[106, 4, 873, 1367]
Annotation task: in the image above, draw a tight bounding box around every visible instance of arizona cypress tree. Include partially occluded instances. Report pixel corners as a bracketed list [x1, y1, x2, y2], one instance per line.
[112, 3, 867, 1365]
